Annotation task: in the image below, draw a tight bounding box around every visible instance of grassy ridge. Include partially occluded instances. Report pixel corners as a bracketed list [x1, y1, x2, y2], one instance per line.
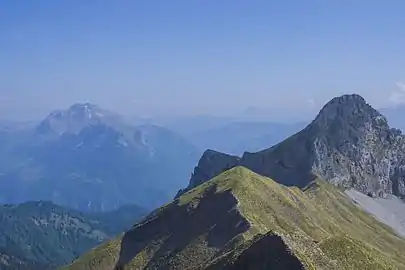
[66, 167, 405, 269]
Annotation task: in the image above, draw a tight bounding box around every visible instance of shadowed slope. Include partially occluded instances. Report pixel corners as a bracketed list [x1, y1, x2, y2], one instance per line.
[206, 232, 306, 270]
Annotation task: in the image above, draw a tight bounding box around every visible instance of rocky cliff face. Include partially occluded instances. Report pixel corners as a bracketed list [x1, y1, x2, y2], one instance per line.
[183, 94, 405, 199]
[176, 150, 239, 197]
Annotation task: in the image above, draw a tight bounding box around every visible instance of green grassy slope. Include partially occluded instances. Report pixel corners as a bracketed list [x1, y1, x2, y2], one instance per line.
[66, 167, 405, 270]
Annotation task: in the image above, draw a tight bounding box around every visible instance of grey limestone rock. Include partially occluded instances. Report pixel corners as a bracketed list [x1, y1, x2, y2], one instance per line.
[182, 94, 405, 199]
[176, 150, 240, 197]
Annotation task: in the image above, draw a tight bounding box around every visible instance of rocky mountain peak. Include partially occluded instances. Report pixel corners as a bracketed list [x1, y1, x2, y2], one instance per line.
[312, 94, 387, 131]
[181, 93, 405, 200]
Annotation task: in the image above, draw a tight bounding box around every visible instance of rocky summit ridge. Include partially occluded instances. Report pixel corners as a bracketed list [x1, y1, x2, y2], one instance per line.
[181, 94, 405, 199]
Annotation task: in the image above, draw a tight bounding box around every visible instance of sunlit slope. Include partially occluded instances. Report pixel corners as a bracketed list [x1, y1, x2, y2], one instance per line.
[65, 167, 405, 270]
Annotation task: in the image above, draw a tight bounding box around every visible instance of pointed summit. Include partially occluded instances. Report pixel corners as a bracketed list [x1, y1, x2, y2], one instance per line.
[183, 94, 405, 199]
[319, 94, 368, 112]
[313, 94, 387, 130]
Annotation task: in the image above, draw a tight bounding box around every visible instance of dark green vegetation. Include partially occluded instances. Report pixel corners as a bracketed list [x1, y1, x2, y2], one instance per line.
[0, 201, 146, 269]
[66, 167, 405, 270]
[0, 103, 199, 211]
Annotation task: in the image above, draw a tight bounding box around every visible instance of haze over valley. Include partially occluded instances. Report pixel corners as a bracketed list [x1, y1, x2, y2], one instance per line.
[3, 2, 405, 269]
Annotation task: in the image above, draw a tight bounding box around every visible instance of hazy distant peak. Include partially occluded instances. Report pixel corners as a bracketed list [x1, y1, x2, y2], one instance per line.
[36, 103, 125, 136]
[68, 103, 108, 119]
[47, 103, 107, 120]
[70, 102, 98, 109]
[70, 102, 99, 110]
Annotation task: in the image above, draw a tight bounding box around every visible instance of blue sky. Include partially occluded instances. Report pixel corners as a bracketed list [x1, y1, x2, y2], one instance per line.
[1, 1, 405, 120]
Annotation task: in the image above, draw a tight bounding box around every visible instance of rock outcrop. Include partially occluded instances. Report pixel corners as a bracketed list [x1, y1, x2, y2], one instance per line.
[182, 94, 405, 199]
[176, 150, 240, 197]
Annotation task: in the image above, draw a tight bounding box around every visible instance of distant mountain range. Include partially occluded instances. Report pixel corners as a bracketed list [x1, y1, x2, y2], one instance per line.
[157, 115, 306, 155]
[186, 121, 306, 155]
[0, 103, 314, 212]
[2, 98, 404, 212]
[0, 103, 200, 211]
[5, 94, 405, 269]
[0, 201, 146, 269]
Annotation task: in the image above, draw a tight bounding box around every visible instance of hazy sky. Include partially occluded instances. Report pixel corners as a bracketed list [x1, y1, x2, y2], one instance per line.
[1, 1, 405, 120]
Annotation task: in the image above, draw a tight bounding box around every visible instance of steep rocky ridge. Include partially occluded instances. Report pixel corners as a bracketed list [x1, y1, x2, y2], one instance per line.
[66, 167, 405, 270]
[176, 150, 240, 197]
[182, 94, 405, 199]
